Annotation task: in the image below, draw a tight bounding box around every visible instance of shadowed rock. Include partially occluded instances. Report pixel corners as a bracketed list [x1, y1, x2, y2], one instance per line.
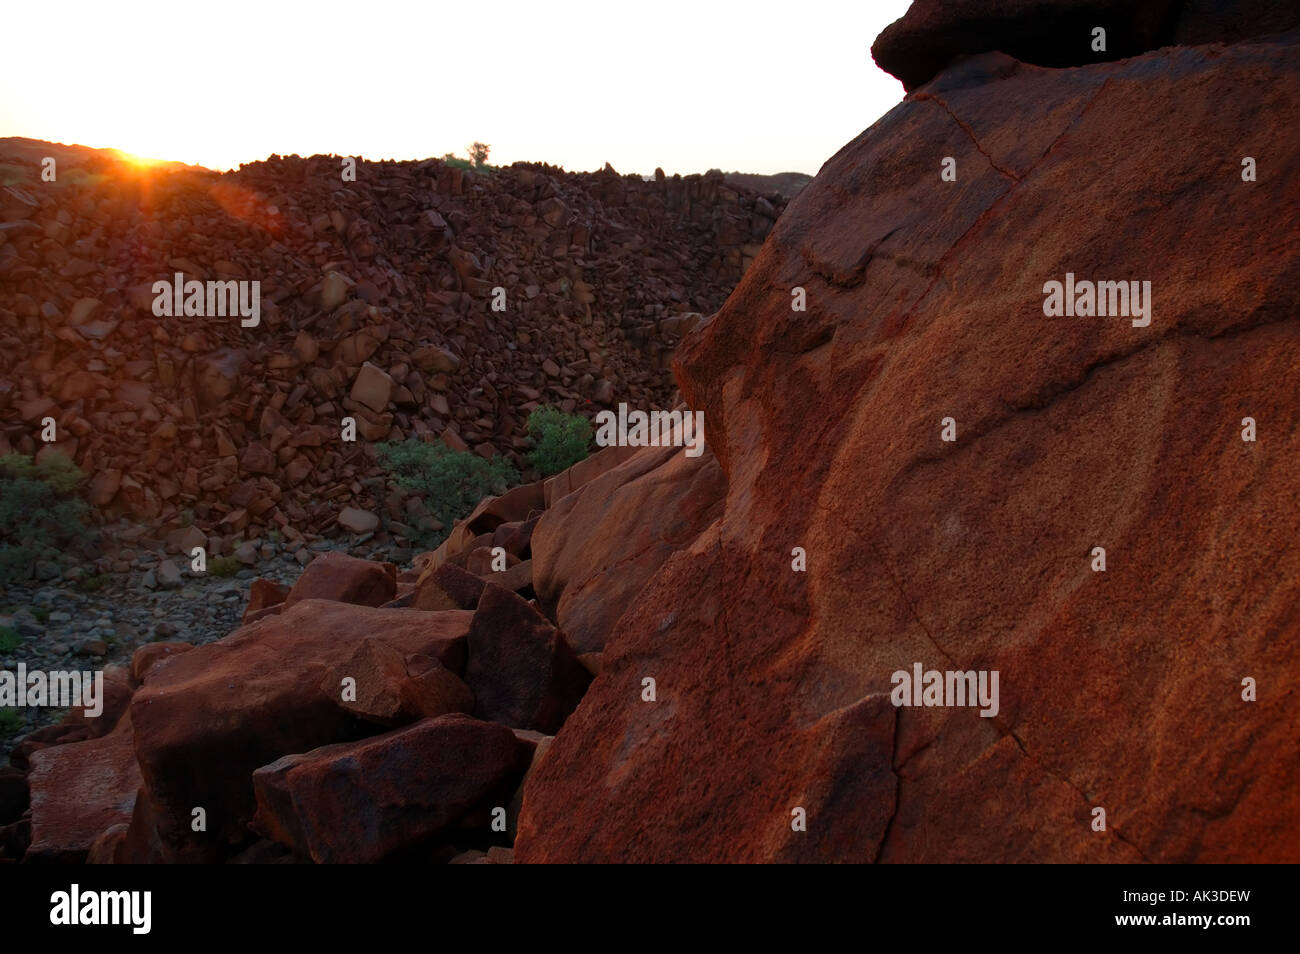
[466, 584, 591, 732]
[250, 713, 531, 863]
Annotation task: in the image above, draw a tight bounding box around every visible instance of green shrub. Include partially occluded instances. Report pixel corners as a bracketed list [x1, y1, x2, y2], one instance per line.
[377, 440, 518, 544]
[77, 573, 109, 592]
[441, 147, 495, 174]
[526, 406, 591, 477]
[0, 453, 95, 585]
[0, 708, 21, 739]
[0, 625, 19, 652]
[209, 556, 241, 577]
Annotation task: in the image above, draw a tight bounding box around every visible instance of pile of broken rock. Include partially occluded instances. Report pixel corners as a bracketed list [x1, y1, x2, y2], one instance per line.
[1, 430, 724, 863]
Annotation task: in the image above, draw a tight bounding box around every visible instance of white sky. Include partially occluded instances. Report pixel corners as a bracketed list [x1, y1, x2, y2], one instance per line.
[0, 0, 911, 175]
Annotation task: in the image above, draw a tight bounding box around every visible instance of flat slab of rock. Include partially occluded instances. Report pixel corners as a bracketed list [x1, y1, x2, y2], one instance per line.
[322, 637, 473, 726]
[26, 714, 141, 863]
[250, 713, 530, 863]
[129, 599, 472, 861]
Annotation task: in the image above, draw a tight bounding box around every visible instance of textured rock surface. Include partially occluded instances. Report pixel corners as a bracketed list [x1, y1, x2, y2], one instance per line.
[250, 713, 529, 863]
[532, 440, 726, 653]
[518, 29, 1300, 862]
[466, 584, 591, 732]
[322, 637, 474, 726]
[282, 551, 396, 608]
[129, 599, 472, 860]
[25, 714, 141, 863]
[0, 147, 784, 553]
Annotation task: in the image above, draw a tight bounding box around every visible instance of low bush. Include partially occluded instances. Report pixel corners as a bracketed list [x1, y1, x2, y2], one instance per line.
[525, 406, 591, 477]
[0, 453, 96, 585]
[208, 556, 241, 577]
[377, 440, 519, 544]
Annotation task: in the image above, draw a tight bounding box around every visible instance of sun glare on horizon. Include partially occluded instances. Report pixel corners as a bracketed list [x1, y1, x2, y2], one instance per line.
[0, 0, 909, 177]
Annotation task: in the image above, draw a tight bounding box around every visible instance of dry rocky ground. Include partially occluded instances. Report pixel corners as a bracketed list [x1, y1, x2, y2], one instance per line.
[3, 0, 1299, 864]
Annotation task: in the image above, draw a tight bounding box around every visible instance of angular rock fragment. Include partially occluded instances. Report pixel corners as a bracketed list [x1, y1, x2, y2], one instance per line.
[128, 600, 471, 861]
[282, 551, 395, 608]
[466, 584, 591, 732]
[250, 714, 530, 864]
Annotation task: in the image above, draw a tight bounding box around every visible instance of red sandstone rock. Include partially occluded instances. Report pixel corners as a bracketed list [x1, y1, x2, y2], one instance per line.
[322, 637, 473, 726]
[242, 578, 289, 623]
[282, 551, 396, 609]
[490, 517, 539, 559]
[130, 641, 193, 683]
[414, 561, 486, 611]
[518, 29, 1300, 862]
[60, 665, 135, 740]
[25, 713, 141, 863]
[531, 442, 725, 653]
[466, 584, 591, 733]
[249, 713, 530, 863]
[542, 443, 641, 507]
[482, 558, 533, 595]
[128, 599, 472, 861]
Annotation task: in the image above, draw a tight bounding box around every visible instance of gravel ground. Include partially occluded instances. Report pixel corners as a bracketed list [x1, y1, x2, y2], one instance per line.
[1, 528, 412, 748]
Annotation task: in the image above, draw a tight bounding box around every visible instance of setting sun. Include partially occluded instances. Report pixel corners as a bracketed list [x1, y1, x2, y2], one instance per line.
[0, 0, 907, 174]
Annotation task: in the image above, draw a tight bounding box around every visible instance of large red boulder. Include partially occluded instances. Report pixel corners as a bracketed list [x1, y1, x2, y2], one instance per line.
[128, 599, 472, 861]
[518, 29, 1300, 862]
[250, 713, 531, 863]
[870, 0, 1300, 92]
[542, 443, 641, 507]
[871, 0, 1181, 91]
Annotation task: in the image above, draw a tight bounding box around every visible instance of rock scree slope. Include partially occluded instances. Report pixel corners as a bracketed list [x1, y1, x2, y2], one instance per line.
[0, 147, 784, 549]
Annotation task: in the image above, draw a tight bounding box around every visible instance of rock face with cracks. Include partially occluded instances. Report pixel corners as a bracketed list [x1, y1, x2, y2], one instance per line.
[517, 18, 1300, 862]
